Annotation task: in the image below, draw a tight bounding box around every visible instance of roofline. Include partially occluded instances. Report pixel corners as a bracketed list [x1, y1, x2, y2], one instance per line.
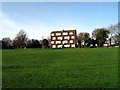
[51, 31, 62, 33]
[51, 29, 76, 33]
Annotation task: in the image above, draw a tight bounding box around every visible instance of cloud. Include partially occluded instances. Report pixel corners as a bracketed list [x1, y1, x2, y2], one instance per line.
[0, 13, 93, 40]
[0, 13, 52, 40]
[0, 13, 21, 40]
[22, 24, 52, 40]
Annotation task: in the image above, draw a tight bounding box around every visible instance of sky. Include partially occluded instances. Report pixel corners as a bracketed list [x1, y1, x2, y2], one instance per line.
[0, 1, 118, 40]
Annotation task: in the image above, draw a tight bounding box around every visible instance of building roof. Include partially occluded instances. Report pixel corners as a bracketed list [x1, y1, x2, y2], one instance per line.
[51, 29, 76, 33]
[51, 31, 62, 33]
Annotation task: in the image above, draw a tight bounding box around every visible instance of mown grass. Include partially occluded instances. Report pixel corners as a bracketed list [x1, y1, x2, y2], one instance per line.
[2, 47, 118, 88]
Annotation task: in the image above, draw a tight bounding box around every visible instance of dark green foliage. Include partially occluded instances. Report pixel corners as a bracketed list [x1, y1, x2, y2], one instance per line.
[41, 39, 49, 48]
[78, 32, 90, 47]
[78, 40, 81, 48]
[1, 37, 13, 49]
[26, 39, 41, 48]
[92, 28, 110, 47]
[85, 38, 96, 48]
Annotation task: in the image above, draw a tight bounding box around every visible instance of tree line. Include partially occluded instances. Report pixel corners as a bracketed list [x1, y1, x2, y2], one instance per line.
[0, 23, 120, 49]
[0, 30, 50, 49]
[77, 23, 120, 48]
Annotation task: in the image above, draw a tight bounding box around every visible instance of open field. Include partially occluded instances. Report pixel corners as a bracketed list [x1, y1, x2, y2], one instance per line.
[2, 48, 118, 88]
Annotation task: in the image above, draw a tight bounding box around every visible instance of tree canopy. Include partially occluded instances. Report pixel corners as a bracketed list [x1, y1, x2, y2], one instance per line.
[92, 28, 110, 47]
[78, 32, 90, 47]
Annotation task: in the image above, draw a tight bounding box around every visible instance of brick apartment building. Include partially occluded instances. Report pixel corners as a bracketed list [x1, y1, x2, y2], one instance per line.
[50, 30, 77, 48]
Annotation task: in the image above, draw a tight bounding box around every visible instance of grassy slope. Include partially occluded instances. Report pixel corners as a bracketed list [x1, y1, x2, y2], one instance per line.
[2, 48, 118, 88]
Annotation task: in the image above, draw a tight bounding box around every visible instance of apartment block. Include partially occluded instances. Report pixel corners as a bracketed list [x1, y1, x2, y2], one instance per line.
[50, 30, 77, 48]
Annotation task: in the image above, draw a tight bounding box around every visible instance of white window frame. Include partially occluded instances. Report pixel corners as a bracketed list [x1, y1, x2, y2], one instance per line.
[63, 32, 68, 35]
[71, 36, 75, 39]
[69, 32, 73, 35]
[51, 33, 54, 36]
[57, 45, 62, 48]
[64, 45, 70, 47]
[71, 44, 75, 47]
[62, 40, 68, 44]
[58, 37, 62, 40]
[51, 41, 54, 44]
[52, 37, 56, 40]
[56, 33, 61, 36]
[52, 45, 56, 48]
[70, 40, 73, 43]
[64, 36, 70, 40]
[56, 41, 61, 44]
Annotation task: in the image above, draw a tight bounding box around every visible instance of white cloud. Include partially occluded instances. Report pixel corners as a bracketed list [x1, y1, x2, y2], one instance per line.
[22, 24, 51, 40]
[0, 13, 21, 40]
[0, 13, 52, 40]
[0, 13, 94, 40]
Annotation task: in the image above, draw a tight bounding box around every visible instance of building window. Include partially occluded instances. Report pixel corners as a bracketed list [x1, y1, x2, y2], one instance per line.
[57, 45, 62, 48]
[62, 40, 68, 44]
[52, 37, 56, 40]
[57, 37, 62, 40]
[71, 44, 75, 47]
[51, 41, 54, 44]
[70, 40, 73, 43]
[51, 33, 54, 36]
[69, 32, 73, 35]
[64, 36, 70, 40]
[56, 33, 61, 36]
[52, 45, 56, 48]
[63, 32, 68, 35]
[64, 45, 70, 47]
[56, 41, 61, 44]
[71, 36, 74, 39]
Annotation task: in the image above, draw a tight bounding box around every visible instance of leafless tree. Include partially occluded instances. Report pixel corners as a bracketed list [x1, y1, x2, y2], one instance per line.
[108, 23, 120, 46]
[14, 30, 28, 49]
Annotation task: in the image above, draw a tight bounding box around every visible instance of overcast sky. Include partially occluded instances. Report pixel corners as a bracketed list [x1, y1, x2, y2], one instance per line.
[1, 1, 118, 40]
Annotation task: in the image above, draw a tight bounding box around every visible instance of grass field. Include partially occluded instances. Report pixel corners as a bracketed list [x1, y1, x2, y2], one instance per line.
[2, 47, 118, 88]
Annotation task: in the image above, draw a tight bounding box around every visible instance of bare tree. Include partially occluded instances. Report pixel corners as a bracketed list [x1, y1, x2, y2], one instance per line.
[108, 23, 120, 46]
[14, 30, 27, 49]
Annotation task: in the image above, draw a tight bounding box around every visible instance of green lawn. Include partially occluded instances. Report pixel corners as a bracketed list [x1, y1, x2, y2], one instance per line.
[2, 48, 118, 88]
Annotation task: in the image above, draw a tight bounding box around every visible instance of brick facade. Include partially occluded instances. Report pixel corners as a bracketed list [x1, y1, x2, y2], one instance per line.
[50, 30, 77, 48]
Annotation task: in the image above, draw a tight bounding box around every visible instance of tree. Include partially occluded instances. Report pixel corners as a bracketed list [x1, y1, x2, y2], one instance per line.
[115, 33, 120, 46]
[47, 37, 51, 48]
[14, 30, 27, 49]
[0, 40, 2, 49]
[86, 38, 97, 48]
[78, 32, 90, 47]
[26, 39, 41, 48]
[41, 39, 49, 48]
[2, 37, 12, 49]
[92, 28, 110, 47]
[26, 39, 33, 48]
[108, 23, 120, 46]
[33, 40, 41, 48]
